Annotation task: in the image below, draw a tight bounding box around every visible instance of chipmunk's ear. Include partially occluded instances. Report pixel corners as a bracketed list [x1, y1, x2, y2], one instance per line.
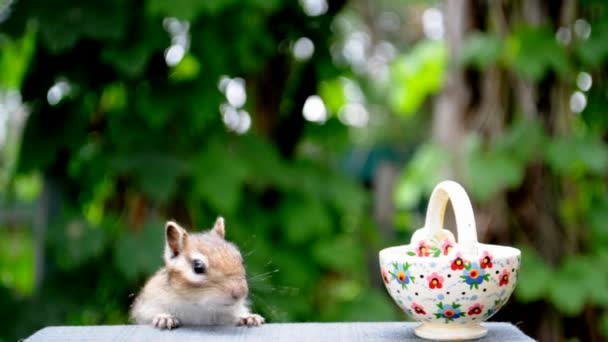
[211, 217, 225, 238]
[165, 221, 188, 259]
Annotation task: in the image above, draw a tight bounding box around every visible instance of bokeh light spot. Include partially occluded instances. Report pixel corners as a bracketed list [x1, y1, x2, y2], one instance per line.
[422, 8, 444, 40]
[225, 78, 247, 108]
[300, 0, 327, 17]
[576, 72, 592, 92]
[46, 81, 71, 106]
[302, 95, 327, 123]
[569, 91, 587, 113]
[293, 37, 315, 61]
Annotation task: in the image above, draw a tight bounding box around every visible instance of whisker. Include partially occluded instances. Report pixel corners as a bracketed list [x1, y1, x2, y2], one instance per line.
[247, 269, 280, 281]
[243, 249, 256, 257]
[250, 293, 288, 322]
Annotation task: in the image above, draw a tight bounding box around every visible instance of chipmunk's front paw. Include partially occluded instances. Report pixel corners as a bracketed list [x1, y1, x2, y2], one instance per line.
[152, 313, 180, 330]
[238, 313, 265, 327]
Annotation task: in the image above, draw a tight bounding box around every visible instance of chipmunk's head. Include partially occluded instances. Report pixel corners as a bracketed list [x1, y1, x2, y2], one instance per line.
[163, 218, 248, 304]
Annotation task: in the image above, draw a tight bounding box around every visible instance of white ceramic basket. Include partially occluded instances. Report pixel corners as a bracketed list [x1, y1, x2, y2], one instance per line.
[379, 180, 521, 341]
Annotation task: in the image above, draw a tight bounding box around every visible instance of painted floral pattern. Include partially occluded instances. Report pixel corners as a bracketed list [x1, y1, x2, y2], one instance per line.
[417, 240, 431, 257]
[411, 303, 426, 315]
[467, 303, 484, 315]
[460, 262, 490, 289]
[389, 262, 415, 288]
[480, 251, 493, 269]
[450, 253, 466, 270]
[381, 243, 520, 326]
[406, 238, 453, 258]
[441, 239, 454, 255]
[434, 302, 465, 322]
[499, 269, 510, 286]
[381, 266, 389, 285]
[427, 272, 444, 289]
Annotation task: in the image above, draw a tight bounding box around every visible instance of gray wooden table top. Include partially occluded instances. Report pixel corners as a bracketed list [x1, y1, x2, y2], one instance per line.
[26, 322, 534, 341]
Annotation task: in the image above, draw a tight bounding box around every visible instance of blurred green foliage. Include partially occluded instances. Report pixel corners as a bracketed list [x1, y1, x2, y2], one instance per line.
[0, 0, 408, 340]
[1, 0, 608, 340]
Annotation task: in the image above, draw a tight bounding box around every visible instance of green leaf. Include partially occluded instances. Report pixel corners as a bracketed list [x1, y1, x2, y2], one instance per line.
[170, 53, 202, 82]
[335, 290, 398, 321]
[601, 312, 608, 339]
[495, 117, 546, 162]
[548, 256, 591, 315]
[319, 78, 347, 115]
[236, 135, 288, 189]
[36, 2, 127, 53]
[280, 195, 332, 244]
[0, 228, 34, 295]
[465, 134, 525, 202]
[589, 199, 608, 250]
[312, 235, 364, 271]
[192, 140, 249, 214]
[389, 40, 447, 115]
[102, 45, 154, 79]
[545, 135, 608, 176]
[48, 218, 107, 271]
[0, 21, 37, 89]
[576, 21, 608, 67]
[459, 32, 503, 69]
[13, 172, 42, 202]
[323, 174, 367, 214]
[394, 143, 451, 209]
[110, 153, 188, 204]
[506, 26, 571, 80]
[147, 0, 238, 20]
[516, 247, 553, 302]
[113, 219, 164, 281]
[99, 82, 128, 113]
[539, 255, 608, 315]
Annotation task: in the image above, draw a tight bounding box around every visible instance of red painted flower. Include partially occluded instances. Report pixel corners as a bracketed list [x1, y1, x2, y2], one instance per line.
[499, 269, 510, 286]
[451, 253, 466, 270]
[441, 239, 454, 256]
[411, 303, 426, 315]
[417, 240, 431, 257]
[381, 267, 389, 284]
[427, 272, 444, 289]
[467, 303, 484, 315]
[480, 251, 493, 269]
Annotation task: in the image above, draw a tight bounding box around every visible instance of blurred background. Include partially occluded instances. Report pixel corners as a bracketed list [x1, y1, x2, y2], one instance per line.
[0, 0, 607, 340]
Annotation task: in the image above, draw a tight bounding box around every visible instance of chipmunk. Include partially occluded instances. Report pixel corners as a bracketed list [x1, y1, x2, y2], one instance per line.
[130, 217, 265, 329]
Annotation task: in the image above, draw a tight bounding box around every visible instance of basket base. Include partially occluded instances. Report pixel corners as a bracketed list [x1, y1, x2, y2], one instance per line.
[414, 322, 488, 341]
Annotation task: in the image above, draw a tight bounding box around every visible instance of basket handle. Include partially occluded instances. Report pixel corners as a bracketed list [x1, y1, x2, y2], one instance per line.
[423, 180, 478, 255]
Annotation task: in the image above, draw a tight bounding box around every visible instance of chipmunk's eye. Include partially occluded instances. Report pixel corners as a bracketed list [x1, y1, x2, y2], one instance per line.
[192, 259, 206, 275]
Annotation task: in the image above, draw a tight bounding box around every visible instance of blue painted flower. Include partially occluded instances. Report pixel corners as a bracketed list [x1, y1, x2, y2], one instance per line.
[460, 262, 490, 289]
[434, 302, 465, 322]
[390, 262, 415, 288]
